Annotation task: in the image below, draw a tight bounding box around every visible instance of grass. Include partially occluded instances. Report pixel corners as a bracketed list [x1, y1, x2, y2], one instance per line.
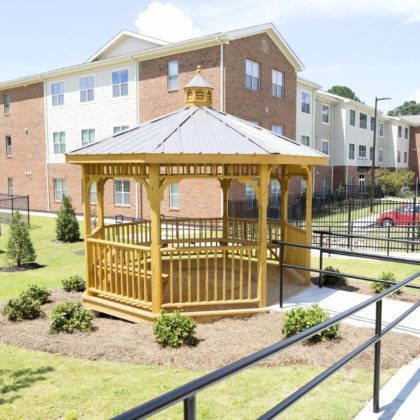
[0, 216, 85, 300]
[0, 344, 394, 420]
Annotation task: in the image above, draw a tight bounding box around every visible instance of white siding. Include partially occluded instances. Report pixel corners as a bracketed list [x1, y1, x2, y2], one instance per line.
[95, 37, 161, 61]
[296, 83, 315, 147]
[46, 62, 138, 163]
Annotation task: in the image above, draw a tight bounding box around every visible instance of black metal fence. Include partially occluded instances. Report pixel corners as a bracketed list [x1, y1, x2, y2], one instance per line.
[0, 194, 30, 226]
[113, 239, 420, 419]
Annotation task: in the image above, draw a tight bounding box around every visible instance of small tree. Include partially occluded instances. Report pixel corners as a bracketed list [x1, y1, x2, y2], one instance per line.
[6, 211, 36, 267]
[376, 169, 414, 196]
[56, 196, 80, 242]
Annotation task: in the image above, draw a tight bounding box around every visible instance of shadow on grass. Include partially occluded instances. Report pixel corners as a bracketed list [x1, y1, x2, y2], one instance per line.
[0, 263, 46, 273]
[0, 366, 54, 405]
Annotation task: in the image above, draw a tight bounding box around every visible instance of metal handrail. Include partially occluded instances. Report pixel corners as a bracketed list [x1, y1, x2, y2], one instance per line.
[113, 270, 420, 420]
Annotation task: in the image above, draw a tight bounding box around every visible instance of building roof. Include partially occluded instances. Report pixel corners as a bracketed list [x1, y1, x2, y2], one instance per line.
[401, 115, 420, 126]
[66, 106, 326, 164]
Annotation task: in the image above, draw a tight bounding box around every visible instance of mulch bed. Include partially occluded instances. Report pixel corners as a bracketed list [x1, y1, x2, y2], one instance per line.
[0, 263, 44, 273]
[1, 290, 419, 371]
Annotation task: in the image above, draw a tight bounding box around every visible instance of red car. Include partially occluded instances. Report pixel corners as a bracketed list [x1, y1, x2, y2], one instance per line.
[375, 205, 420, 227]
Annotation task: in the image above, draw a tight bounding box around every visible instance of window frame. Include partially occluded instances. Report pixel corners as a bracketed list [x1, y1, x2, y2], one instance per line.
[300, 135, 310, 147]
[348, 143, 355, 160]
[51, 81, 64, 107]
[321, 176, 329, 193]
[359, 113, 367, 129]
[79, 75, 95, 103]
[4, 93, 10, 114]
[378, 148, 384, 164]
[301, 91, 311, 114]
[404, 151, 408, 164]
[379, 122, 385, 137]
[169, 182, 180, 209]
[113, 125, 129, 135]
[398, 125, 402, 138]
[359, 145, 367, 158]
[5, 135, 12, 157]
[90, 181, 97, 204]
[245, 59, 260, 92]
[370, 116, 376, 131]
[271, 69, 284, 98]
[321, 139, 329, 156]
[114, 179, 130, 206]
[81, 128, 96, 146]
[7, 177, 14, 196]
[167, 60, 179, 91]
[53, 178, 67, 202]
[349, 109, 356, 126]
[112, 69, 129, 97]
[321, 103, 330, 125]
[53, 131, 66, 154]
[397, 150, 401, 163]
[404, 127, 409, 140]
[272, 125, 284, 136]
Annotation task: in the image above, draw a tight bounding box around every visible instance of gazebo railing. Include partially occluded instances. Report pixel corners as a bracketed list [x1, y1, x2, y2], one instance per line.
[161, 245, 259, 308]
[104, 220, 151, 245]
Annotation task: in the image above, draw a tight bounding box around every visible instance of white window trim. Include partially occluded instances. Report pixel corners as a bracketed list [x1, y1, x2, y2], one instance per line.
[111, 68, 129, 98]
[321, 139, 329, 156]
[272, 69, 284, 98]
[300, 134, 311, 147]
[245, 59, 260, 92]
[53, 131, 66, 155]
[378, 148, 384, 164]
[272, 125, 284, 136]
[379, 122, 385, 137]
[169, 182, 180, 209]
[348, 143, 355, 160]
[79, 74, 95, 103]
[53, 178, 67, 202]
[81, 128, 96, 146]
[6, 135, 12, 157]
[51, 80, 65, 107]
[359, 145, 367, 159]
[7, 177, 14, 196]
[4, 93, 10, 114]
[114, 179, 131, 207]
[321, 103, 330, 125]
[301, 90, 311, 114]
[349, 109, 356, 126]
[167, 60, 179, 92]
[359, 113, 367, 129]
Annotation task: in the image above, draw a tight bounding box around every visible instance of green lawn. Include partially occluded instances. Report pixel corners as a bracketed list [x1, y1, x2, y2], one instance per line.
[0, 344, 393, 420]
[0, 216, 85, 299]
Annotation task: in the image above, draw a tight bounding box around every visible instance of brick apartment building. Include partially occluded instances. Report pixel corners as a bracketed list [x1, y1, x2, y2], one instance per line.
[0, 23, 303, 218]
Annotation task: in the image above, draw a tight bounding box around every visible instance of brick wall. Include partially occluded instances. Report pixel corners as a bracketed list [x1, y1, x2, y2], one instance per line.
[0, 82, 47, 211]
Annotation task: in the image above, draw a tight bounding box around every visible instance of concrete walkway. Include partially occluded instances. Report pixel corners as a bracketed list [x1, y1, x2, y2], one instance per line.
[355, 357, 420, 419]
[269, 284, 420, 337]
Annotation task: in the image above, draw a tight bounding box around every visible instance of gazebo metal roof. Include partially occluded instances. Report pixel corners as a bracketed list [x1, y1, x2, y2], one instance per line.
[67, 107, 326, 159]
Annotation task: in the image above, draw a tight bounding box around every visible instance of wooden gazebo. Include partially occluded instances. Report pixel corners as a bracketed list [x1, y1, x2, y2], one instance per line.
[66, 67, 327, 322]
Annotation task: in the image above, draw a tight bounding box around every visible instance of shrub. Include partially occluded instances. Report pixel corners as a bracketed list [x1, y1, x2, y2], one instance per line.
[282, 304, 340, 343]
[56, 196, 80, 242]
[6, 211, 36, 267]
[153, 311, 198, 348]
[371, 271, 401, 295]
[2, 294, 43, 321]
[376, 169, 414, 197]
[322, 266, 348, 287]
[49, 302, 94, 334]
[25, 284, 51, 304]
[62, 275, 86, 293]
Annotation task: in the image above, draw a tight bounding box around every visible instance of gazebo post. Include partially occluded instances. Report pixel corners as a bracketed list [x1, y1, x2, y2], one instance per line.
[280, 169, 289, 242]
[221, 179, 231, 241]
[82, 167, 92, 296]
[304, 166, 313, 284]
[96, 179, 105, 233]
[149, 164, 163, 314]
[257, 164, 270, 307]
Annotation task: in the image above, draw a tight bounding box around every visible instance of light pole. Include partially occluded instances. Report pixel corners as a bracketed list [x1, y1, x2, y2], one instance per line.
[370, 96, 391, 212]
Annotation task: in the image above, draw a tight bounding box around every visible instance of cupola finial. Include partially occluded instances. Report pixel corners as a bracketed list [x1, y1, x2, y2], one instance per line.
[184, 65, 214, 108]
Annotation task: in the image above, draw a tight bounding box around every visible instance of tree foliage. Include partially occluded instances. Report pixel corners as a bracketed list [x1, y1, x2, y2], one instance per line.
[376, 169, 415, 196]
[328, 85, 361, 102]
[388, 101, 420, 116]
[56, 196, 80, 242]
[6, 211, 36, 267]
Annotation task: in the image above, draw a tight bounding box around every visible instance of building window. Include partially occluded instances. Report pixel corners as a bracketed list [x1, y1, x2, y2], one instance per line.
[5, 135, 12, 157]
[378, 148, 384, 164]
[321, 139, 329, 155]
[321, 177, 328, 193]
[398, 125, 402, 138]
[7, 177, 14, 196]
[113, 125, 129, 134]
[272, 125, 284, 135]
[245, 60, 260, 91]
[51, 82, 64, 106]
[349, 143, 355, 160]
[370, 146, 374, 161]
[112, 69, 128, 97]
[405, 127, 409, 139]
[300, 178, 307, 194]
[301, 91, 311, 114]
[169, 182, 180, 209]
[114, 179, 130, 205]
[245, 183, 256, 200]
[321, 104, 330, 124]
[359, 174, 365, 191]
[397, 150, 401, 163]
[53, 132, 66, 154]
[350, 109, 356, 126]
[80, 76, 94, 102]
[82, 129, 95, 146]
[270, 179, 281, 196]
[379, 122, 384, 137]
[90, 182, 97, 204]
[167, 60, 178, 91]
[4, 94, 10, 114]
[359, 145, 366, 158]
[301, 135, 310, 147]
[404, 151, 408, 163]
[53, 179, 67, 202]
[359, 113, 367, 129]
[370, 116, 375, 131]
[272, 70, 284, 98]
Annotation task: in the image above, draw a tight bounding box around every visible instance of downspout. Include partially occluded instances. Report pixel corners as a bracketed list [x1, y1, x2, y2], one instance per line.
[220, 42, 225, 112]
[135, 59, 140, 218]
[331, 103, 334, 190]
[312, 91, 316, 195]
[43, 80, 51, 211]
[344, 105, 348, 198]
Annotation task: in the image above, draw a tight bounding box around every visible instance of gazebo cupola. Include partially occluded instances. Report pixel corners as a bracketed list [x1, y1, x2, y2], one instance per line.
[184, 65, 214, 108]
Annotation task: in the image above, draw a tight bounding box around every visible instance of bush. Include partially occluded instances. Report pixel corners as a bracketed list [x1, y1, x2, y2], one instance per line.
[2, 294, 43, 321]
[56, 196, 80, 242]
[62, 275, 86, 292]
[376, 169, 414, 197]
[371, 271, 401, 295]
[6, 211, 36, 267]
[322, 266, 348, 287]
[25, 284, 51, 304]
[282, 304, 340, 343]
[49, 302, 94, 334]
[153, 311, 198, 348]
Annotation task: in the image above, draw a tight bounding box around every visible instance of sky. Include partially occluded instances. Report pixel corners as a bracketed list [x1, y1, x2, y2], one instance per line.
[1, 0, 420, 112]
